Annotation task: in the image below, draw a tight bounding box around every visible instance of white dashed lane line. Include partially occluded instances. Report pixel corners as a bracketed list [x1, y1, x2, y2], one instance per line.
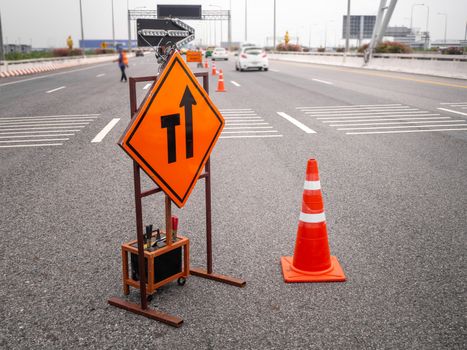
[230, 81, 241, 87]
[46, 86, 66, 94]
[96, 73, 106, 78]
[312, 78, 333, 85]
[91, 118, 121, 143]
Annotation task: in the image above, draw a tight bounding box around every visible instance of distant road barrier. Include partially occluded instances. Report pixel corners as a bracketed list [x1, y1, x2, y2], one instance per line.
[268, 51, 467, 80]
[0, 53, 135, 78]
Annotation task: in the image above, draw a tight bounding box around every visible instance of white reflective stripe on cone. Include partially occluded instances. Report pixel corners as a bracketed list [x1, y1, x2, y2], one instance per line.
[304, 180, 321, 190]
[299, 212, 326, 223]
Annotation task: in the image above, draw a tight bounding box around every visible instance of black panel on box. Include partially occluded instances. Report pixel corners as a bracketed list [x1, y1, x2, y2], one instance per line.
[131, 247, 182, 283]
[157, 5, 202, 20]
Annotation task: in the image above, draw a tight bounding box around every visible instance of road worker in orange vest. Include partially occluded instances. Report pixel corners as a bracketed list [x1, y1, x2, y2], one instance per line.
[115, 45, 129, 82]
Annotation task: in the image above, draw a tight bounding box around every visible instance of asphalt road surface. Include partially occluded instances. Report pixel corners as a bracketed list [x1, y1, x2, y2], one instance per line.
[1, 54, 466, 349]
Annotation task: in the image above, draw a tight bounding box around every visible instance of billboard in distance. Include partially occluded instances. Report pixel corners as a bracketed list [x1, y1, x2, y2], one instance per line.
[342, 15, 376, 40]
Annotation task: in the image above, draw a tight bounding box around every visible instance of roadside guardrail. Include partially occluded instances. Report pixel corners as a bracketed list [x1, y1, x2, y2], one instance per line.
[268, 51, 467, 79]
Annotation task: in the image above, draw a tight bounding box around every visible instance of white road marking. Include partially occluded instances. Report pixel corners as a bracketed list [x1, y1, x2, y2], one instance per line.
[46, 86, 66, 93]
[0, 138, 69, 143]
[226, 119, 264, 125]
[437, 108, 467, 116]
[322, 117, 449, 123]
[0, 117, 97, 123]
[224, 117, 263, 120]
[222, 114, 258, 116]
[346, 128, 467, 135]
[91, 118, 120, 143]
[0, 114, 100, 120]
[299, 106, 407, 112]
[0, 130, 81, 135]
[0, 126, 85, 131]
[329, 120, 462, 127]
[143, 83, 152, 90]
[312, 78, 333, 85]
[296, 104, 401, 109]
[230, 81, 241, 87]
[219, 109, 253, 112]
[222, 130, 278, 134]
[440, 102, 467, 105]
[220, 134, 283, 139]
[302, 107, 414, 113]
[227, 123, 269, 126]
[0, 122, 89, 128]
[0, 134, 74, 139]
[224, 117, 263, 121]
[0, 143, 63, 148]
[0, 119, 93, 125]
[309, 109, 423, 117]
[224, 126, 273, 130]
[269, 69, 280, 72]
[318, 114, 440, 121]
[96, 73, 106, 77]
[277, 112, 316, 134]
[338, 124, 467, 131]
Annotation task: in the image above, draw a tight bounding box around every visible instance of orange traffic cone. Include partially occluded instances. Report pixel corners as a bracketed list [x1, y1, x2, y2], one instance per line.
[281, 159, 346, 283]
[204, 60, 209, 69]
[212, 62, 217, 76]
[216, 69, 226, 92]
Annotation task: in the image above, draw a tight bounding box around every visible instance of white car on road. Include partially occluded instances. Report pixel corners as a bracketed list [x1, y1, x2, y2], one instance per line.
[235, 47, 269, 71]
[211, 47, 229, 61]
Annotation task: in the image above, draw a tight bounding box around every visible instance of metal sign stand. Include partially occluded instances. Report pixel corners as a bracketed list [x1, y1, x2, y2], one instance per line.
[109, 72, 245, 327]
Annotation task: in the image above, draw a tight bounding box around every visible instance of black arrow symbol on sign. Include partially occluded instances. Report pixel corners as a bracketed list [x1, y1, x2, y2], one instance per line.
[180, 86, 197, 159]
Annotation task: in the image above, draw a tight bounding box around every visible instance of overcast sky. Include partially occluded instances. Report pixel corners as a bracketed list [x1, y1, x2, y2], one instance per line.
[1, 0, 466, 48]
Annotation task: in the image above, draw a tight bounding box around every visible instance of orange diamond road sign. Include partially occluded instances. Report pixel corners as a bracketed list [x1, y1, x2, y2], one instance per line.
[119, 52, 224, 208]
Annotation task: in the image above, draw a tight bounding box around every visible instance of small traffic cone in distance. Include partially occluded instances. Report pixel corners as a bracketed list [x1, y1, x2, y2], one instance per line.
[216, 69, 226, 92]
[212, 62, 217, 76]
[281, 159, 346, 283]
[204, 60, 209, 69]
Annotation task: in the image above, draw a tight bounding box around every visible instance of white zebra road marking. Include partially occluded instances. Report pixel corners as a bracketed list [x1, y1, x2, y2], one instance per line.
[277, 112, 316, 134]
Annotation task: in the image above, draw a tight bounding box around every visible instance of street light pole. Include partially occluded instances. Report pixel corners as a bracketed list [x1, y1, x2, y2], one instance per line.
[424, 5, 430, 49]
[127, 0, 131, 52]
[245, 0, 247, 42]
[228, 1, 232, 50]
[111, 0, 116, 49]
[345, 0, 350, 52]
[410, 3, 429, 49]
[410, 3, 423, 31]
[273, 0, 276, 50]
[210, 5, 222, 47]
[79, 0, 85, 49]
[437, 13, 447, 44]
[0, 10, 5, 62]
[345, 0, 351, 53]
